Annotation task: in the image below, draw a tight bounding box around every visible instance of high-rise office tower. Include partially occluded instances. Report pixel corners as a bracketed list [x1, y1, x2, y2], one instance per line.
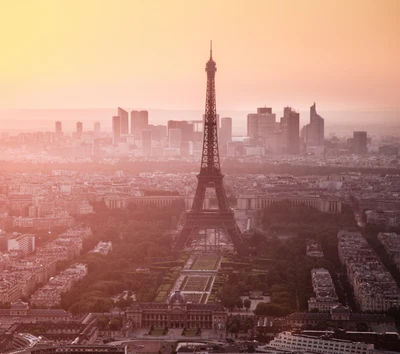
[93, 139, 100, 157]
[190, 120, 204, 143]
[76, 121, 83, 139]
[131, 110, 149, 138]
[281, 107, 300, 154]
[147, 125, 167, 141]
[180, 141, 194, 156]
[169, 128, 182, 148]
[141, 130, 152, 156]
[55, 121, 62, 138]
[247, 114, 259, 139]
[304, 103, 324, 147]
[112, 116, 121, 145]
[220, 117, 232, 142]
[353, 131, 367, 154]
[219, 117, 232, 154]
[167, 120, 194, 142]
[94, 121, 100, 136]
[247, 107, 276, 141]
[118, 107, 129, 135]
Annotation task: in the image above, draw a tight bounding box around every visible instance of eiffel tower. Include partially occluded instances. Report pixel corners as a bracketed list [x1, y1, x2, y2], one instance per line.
[174, 43, 245, 254]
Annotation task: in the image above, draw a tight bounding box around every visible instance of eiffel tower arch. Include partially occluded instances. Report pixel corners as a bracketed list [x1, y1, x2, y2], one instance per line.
[174, 43, 246, 255]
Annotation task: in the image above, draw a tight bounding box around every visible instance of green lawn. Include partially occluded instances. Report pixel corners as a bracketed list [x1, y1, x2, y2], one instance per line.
[183, 329, 199, 336]
[183, 276, 209, 291]
[150, 328, 166, 336]
[191, 255, 218, 270]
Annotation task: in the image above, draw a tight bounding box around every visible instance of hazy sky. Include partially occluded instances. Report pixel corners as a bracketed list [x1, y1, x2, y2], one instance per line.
[0, 0, 399, 111]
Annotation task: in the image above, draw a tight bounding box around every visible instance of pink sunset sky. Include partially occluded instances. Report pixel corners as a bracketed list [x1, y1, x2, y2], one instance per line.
[0, 0, 399, 113]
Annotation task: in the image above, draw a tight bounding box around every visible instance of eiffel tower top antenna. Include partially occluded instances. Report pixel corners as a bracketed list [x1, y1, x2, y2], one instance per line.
[210, 40, 212, 59]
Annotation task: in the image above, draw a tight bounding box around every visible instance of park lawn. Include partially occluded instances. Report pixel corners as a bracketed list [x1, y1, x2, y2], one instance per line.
[191, 255, 218, 270]
[183, 329, 199, 336]
[150, 328, 166, 336]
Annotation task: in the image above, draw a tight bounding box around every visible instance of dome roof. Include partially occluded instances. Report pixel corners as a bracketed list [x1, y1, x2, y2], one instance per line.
[11, 299, 29, 310]
[331, 304, 349, 313]
[169, 291, 186, 305]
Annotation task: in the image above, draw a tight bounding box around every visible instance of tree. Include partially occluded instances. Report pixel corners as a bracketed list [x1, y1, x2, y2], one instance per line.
[236, 298, 243, 309]
[96, 315, 110, 330]
[229, 324, 239, 334]
[244, 299, 251, 310]
[356, 322, 369, 332]
[109, 316, 123, 331]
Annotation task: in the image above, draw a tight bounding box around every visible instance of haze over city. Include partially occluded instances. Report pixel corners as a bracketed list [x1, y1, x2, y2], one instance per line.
[1, 0, 400, 132]
[1, 1, 400, 354]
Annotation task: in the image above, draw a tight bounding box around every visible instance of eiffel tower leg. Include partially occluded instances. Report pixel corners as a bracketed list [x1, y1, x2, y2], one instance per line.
[175, 226, 193, 250]
[192, 181, 207, 212]
[214, 178, 229, 211]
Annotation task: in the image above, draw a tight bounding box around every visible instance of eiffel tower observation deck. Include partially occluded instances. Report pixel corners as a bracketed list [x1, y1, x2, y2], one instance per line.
[174, 43, 245, 255]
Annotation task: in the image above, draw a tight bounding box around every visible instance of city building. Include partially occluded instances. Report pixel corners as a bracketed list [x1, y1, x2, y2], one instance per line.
[12, 345, 126, 354]
[76, 121, 83, 139]
[0, 233, 35, 255]
[267, 331, 374, 354]
[236, 195, 341, 213]
[247, 108, 276, 144]
[303, 102, 324, 152]
[338, 230, 400, 312]
[93, 121, 100, 136]
[55, 121, 62, 139]
[281, 107, 300, 154]
[378, 233, 400, 272]
[306, 239, 324, 258]
[31, 263, 88, 307]
[147, 124, 167, 141]
[180, 141, 194, 156]
[141, 130, 152, 156]
[112, 116, 121, 145]
[168, 120, 194, 142]
[169, 128, 182, 149]
[117, 107, 129, 135]
[89, 241, 112, 255]
[286, 305, 395, 331]
[219, 117, 232, 152]
[353, 131, 368, 154]
[308, 268, 340, 312]
[126, 290, 227, 329]
[131, 110, 148, 138]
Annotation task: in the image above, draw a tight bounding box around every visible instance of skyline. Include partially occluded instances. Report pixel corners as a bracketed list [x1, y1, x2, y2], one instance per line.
[1, 107, 400, 136]
[1, 0, 399, 113]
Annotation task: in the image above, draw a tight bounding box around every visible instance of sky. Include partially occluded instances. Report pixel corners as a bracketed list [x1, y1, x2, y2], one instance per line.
[0, 0, 399, 112]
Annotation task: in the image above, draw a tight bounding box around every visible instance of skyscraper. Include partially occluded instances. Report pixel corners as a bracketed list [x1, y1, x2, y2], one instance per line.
[353, 131, 367, 154]
[281, 107, 300, 154]
[94, 121, 100, 136]
[147, 124, 167, 141]
[118, 107, 129, 135]
[76, 121, 83, 139]
[55, 121, 62, 138]
[247, 107, 276, 142]
[167, 120, 194, 142]
[219, 117, 232, 154]
[169, 128, 182, 149]
[141, 130, 152, 157]
[304, 103, 324, 147]
[112, 116, 121, 145]
[131, 110, 149, 138]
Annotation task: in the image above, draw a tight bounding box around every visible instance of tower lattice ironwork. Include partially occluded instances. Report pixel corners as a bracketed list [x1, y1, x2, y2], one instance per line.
[174, 43, 245, 254]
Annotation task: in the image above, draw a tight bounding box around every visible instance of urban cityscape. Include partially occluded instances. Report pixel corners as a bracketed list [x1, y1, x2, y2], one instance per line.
[1, 1, 400, 354]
